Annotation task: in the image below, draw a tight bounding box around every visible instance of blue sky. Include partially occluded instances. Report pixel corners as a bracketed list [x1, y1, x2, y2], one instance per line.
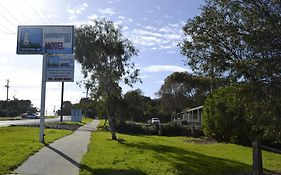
[0, 0, 204, 114]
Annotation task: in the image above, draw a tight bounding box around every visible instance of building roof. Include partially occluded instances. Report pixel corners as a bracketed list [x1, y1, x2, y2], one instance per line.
[182, 106, 203, 113]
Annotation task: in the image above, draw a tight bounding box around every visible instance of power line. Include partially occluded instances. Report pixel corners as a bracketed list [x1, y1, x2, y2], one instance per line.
[0, 4, 22, 24]
[33, 1, 52, 24]
[25, 0, 48, 24]
[9, 0, 36, 24]
[0, 8, 17, 27]
[0, 21, 15, 34]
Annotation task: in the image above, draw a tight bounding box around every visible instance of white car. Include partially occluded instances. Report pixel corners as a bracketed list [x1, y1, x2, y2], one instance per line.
[151, 118, 160, 124]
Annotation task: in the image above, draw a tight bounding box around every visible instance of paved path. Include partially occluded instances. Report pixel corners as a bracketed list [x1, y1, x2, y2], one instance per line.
[13, 120, 99, 175]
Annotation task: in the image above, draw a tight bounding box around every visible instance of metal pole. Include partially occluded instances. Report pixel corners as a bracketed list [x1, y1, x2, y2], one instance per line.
[60, 81, 64, 122]
[5, 79, 10, 101]
[39, 54, 47, 143]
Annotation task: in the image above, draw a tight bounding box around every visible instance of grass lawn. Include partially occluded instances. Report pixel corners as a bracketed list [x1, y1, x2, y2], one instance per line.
[79, 131, 281, 175]
[60, 117, 93, 126]
[0, 116, 21, 121]
[0, 126, 73, 174]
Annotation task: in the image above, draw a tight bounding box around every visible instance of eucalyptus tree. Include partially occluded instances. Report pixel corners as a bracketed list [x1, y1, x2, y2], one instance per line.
[75, 20, 140, 140]
[180, 0, 281, 173]
[157, 72, 213, 114]
[123, 89, 146, 122]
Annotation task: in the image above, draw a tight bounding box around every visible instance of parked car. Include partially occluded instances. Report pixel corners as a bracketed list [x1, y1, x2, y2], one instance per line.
[21, 113, 39, 119]
[151, 117, 160, 124]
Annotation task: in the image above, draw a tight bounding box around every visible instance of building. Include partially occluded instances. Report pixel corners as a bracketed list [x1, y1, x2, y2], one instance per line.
[172, 106, 203, 126]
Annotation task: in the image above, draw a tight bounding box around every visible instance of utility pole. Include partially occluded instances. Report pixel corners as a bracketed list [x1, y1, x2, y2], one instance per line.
[5, 79, 10, 101]
[60, 81, 64, 122]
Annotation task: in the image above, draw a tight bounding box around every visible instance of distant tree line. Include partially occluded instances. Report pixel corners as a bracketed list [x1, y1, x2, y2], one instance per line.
[0, 99, 37, 117]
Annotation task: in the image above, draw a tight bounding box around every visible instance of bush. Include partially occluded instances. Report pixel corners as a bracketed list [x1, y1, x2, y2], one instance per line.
[203, 85, 251, 144]
[115, 121, 204, 137]
[116, 121, 156, 135]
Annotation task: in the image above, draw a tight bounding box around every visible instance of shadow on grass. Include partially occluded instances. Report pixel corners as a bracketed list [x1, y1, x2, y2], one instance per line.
[80, 164, 147, 175]
[121, 141, 251, 175]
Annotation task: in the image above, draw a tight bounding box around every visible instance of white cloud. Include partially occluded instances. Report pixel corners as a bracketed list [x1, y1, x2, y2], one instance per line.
[98, 8, 116, 16]
[132, 29, 162, 37]
[122, 26, 129, 30]
[67, 3, 88, 21]
[118, 16, 125, 20]
[144, 25, 157, 31]
[127, 22, 184, 51]
[143, 65, 189, 73]
[108, 0, 120, 3]
[67, 3, 88, 15]
[165, 34, 181, 40]
[88, 14, 98, 20]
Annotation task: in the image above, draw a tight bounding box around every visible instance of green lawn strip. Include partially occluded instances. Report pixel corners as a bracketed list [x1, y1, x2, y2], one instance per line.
[0, 116, 21, 121]
[0, 126, 73, 174]
[60, 117, 93, 125]
[81, 117, 93, 124]
[80, 131, 281, 175]
[45, 115, 58, 119]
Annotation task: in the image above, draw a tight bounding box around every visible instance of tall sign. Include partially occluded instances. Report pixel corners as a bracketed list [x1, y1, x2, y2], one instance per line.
[16, 25, 74, 143]
[17, 25, 74, 54]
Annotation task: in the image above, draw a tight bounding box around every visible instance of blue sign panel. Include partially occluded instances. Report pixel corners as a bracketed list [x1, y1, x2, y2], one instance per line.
[46, 54, 74, 82]
[17, 25, 74, 54]
[17, 27, 43, 54]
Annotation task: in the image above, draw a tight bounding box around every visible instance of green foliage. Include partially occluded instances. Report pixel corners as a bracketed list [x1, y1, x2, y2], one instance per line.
[157, 72, 220, 114]
[123, 89, 146, 122]
[79, 131, 281, 175]
[75, 19, 140, 139]
[180, 0, 281, 150]
[203, 85, 250, 143]
[203, 84, 281, 145]
[180, 0, 281, 84]
[115, 121, 203, 137]
[74, 20, 140, 100]
[115, 121, 156, 135]
[73, 98, 97, 117]
[0, 127, 72, 174]
[0, 99, 36, 117]
[56, 101, 72, 116]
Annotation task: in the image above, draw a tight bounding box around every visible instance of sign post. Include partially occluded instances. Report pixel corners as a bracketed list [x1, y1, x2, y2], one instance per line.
[17, 25, 74, 143]
[60, 81, 64, 122]
[39, 54, 47, 143]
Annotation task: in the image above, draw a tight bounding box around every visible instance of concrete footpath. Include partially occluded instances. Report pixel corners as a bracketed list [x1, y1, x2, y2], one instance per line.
[13, 120, 99, 175]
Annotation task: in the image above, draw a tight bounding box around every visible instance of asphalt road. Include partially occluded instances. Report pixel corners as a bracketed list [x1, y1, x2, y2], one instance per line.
[0, 116, 71, 127]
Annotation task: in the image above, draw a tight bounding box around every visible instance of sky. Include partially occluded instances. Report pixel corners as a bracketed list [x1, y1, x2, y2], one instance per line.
[0, 0, 205, 115]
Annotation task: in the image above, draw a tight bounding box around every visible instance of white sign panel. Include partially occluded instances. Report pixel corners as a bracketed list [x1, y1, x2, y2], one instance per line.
[17, 25, 74, 54]
[46, 54, 74, 82]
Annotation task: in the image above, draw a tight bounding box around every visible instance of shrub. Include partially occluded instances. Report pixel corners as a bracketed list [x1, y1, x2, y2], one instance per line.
[115, 121, 156, 135]
[203, 85, 251, 144]
[115, 121, 204, 137]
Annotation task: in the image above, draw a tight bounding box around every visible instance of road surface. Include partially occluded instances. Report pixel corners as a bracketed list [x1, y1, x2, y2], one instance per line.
[0, 116, 71, 127]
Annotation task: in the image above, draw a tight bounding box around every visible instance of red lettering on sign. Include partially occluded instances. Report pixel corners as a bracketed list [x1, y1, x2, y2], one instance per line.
[45, 42, 64, 50]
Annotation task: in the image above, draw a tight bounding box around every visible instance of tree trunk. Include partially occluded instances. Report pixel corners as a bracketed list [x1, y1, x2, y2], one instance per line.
[108, 115, 117, 140]
[252, 140, 263, 175]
